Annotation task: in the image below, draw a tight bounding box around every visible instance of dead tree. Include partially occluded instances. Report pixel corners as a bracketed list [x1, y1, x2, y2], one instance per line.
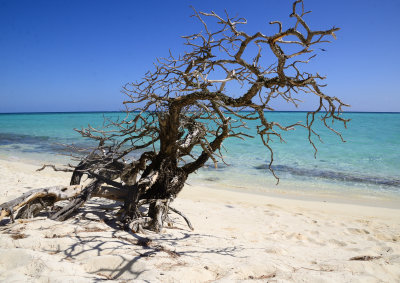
[0, 1, 348, 232]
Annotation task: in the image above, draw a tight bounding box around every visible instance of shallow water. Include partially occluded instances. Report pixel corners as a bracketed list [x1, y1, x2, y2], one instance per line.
[0, 111, 399, 202]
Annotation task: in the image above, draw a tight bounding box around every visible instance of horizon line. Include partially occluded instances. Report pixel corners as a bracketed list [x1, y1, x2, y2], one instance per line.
[0, 110, 399, 115]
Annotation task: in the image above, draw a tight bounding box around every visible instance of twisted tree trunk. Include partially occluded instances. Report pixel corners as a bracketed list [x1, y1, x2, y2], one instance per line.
[1, 1, 346, 236]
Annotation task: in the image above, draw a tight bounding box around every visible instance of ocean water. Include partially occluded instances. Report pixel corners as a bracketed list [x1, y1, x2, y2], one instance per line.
[0, 112, 399, 203]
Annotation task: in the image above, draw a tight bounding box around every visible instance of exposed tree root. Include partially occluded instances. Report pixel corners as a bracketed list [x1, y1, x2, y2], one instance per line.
[16, 196, 55, 219]
[0, 185, 84, 222]
[169, 206, 194, 231]
[50, 180, 102, 221]
[0, 182, 195, 232]
[0, 184, 134, 223]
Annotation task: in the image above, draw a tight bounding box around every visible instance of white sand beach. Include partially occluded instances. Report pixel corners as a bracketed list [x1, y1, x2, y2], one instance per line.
[1, 158, 400, 282]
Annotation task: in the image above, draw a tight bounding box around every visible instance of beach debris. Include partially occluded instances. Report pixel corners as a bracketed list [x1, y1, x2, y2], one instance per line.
[349, 255, 382, 261]
[248, 272, 276, 280]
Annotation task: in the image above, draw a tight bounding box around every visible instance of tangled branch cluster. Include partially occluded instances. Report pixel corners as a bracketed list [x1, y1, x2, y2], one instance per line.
[0, 1, 349, 232]
[77, 0, 348, 182]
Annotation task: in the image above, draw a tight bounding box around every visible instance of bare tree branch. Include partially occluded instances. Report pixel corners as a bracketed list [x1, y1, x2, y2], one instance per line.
[1, 1, 348, 234]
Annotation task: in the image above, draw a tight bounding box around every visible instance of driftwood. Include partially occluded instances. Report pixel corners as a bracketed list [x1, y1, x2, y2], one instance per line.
[0, 183, 193, 230]
[0, 185, 84, 222]
[0, 1, 347, 233]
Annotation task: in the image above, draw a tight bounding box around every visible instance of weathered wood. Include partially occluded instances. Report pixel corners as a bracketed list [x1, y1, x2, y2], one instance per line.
[50, 180, 102, 221]
[169, 206, 194, 230]
[2, 1, 346, 233]
[0, 185, 84, 221]
[15, 196, 56, 219]
[148, 199, 169, 233]
[93, 186, 129, 201]
[0, 184, 131, 222]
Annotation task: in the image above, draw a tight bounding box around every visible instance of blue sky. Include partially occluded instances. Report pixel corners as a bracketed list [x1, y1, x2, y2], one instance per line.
[0, 0, 399, 113]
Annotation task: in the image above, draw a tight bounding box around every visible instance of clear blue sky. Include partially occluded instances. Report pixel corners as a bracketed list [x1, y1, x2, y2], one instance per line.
[1, 0, 399, 113]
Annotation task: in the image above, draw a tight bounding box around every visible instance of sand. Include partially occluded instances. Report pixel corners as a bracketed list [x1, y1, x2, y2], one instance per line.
[1, 158, 400, 282]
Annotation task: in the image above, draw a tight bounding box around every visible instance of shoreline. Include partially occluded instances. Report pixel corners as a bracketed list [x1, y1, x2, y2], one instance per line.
[1, 158, 400, 282]
[2, 153, 399, 210]
[188, 180, 400, 210]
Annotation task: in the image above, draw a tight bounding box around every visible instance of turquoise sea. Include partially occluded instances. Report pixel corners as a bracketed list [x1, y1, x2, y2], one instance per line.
[0, 112, 399, 205]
